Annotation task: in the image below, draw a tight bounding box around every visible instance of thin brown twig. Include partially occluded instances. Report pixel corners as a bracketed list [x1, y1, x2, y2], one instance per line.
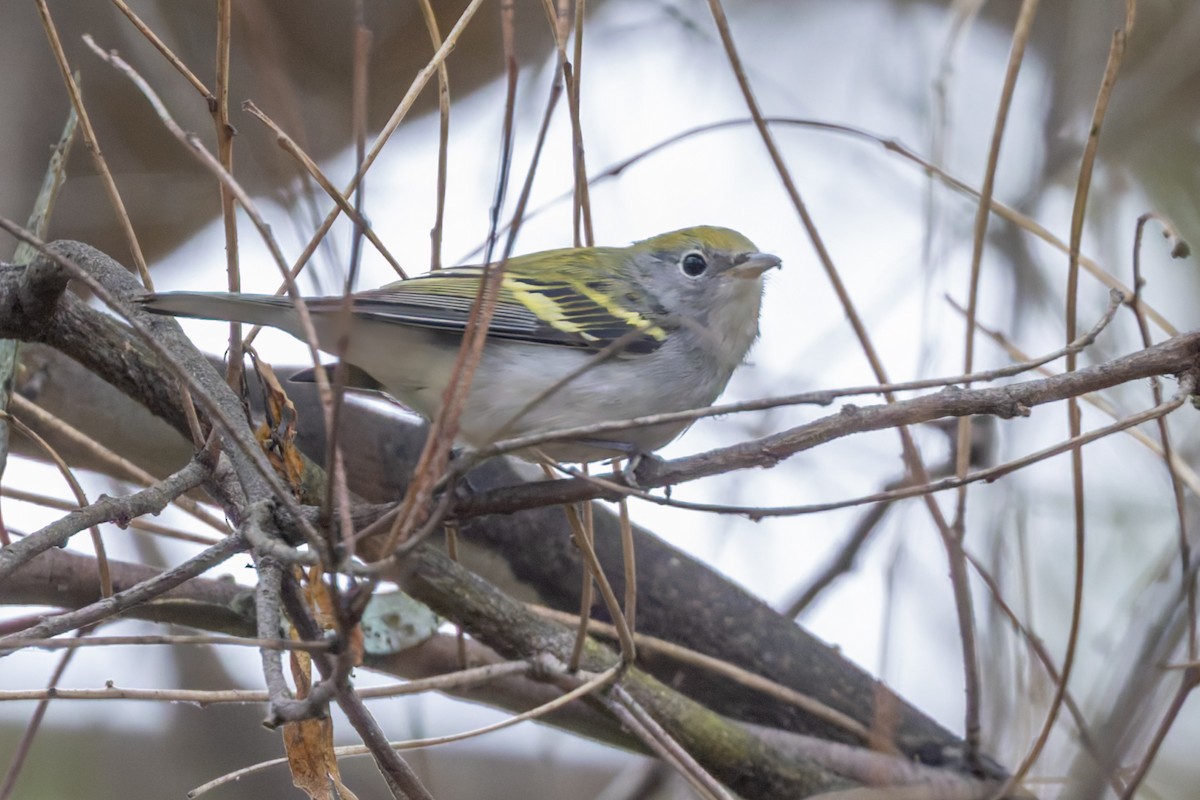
[948, 297, 1200, 498]
[189, 661, 622, 798]
[1109, 213, 1196, 799]
[378, 0, 518, 550]
[213, 0, 244, 404]
[1061, 497, 1200, 796]
[786, 482, 898, 617]
[378, 0, 546, 555]
[534, 0, 593, 247]
[442, 522, 468, 669]
[561, 462, 596, 672]
[2, 85, 80, 549]
[571, 0, 592, 245]
[532, 605, 873, 743]
[1131, 212, 1195, 658]
[0, 533, 247, 645]
[254, 557, 333, 728]
[341, 6, 374, 561]
[956, 0, 1041, 414]
[10, 394, 230, 534]
[469, 288, 1122, 464]
[0, 660, 529, 704]
[545, 392, 1187, 520]
[704, 9, 978, 760]
[453, 327, 1200, 518]
[957, 0, 1039, 370]
[35, 0, 152, 287]
[242, 0, 486, 348]
[335, 681, 434, 800]
[417, 0, 450, 271]
[0, 628, 88, 800]
[242, 102, 405, 277]
[0, 487, 220, 545]
[926, 4, 981, 275]
[957, 549, 1123, 796]
[313, 1, 377, 647]
[607, 684, 732, 800]
[0, 633, 332, 654]
[601, 698, 724, 800]
[616, 469, 636, 634]
[1001, 7, 1136, 795]
[547, 463, 636, 665]
[109, 0, 214, 101]
[1117, 666, 1200, 800]
[0, 411, 110, 598]
[0, 460, 209, 583]
[77, 42, 333, 510]
[455, 112, 1178, 342]
[0, 229, 325, 553]
[82, 36, 337, 423]
[952, 0, 1041, 759]
[348, 1, 370, 298]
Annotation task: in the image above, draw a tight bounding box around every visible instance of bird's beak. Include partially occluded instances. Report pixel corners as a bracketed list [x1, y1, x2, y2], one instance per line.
[725, 252, 782, 279]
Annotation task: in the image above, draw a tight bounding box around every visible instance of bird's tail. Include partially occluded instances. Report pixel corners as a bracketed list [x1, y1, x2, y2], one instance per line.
[138, 292, 297, 330]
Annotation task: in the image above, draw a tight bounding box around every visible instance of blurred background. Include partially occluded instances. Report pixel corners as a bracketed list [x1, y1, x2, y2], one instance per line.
[4, 0, 1200, 797]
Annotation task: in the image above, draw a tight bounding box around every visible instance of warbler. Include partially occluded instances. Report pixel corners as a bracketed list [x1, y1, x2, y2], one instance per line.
[140, 226, 780, 462]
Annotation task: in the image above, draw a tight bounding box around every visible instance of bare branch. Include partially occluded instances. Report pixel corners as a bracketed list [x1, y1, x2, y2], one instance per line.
[0, 459, 209, 582]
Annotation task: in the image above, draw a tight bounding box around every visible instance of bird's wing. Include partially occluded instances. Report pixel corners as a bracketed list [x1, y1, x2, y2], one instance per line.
[325, 251, 669, 355]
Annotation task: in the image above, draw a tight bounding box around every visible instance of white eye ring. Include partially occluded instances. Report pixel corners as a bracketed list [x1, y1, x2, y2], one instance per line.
[680, 251, 708, 277]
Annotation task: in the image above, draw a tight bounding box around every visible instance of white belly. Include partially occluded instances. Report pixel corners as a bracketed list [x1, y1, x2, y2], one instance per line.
[331, 320, 730, 462]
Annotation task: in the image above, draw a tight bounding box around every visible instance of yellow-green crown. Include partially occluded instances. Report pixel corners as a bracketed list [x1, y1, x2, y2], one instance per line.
[634, 226, 759, 255]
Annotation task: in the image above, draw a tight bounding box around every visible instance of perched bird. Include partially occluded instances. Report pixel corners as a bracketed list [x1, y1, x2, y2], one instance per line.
[140, 226, 780, 462]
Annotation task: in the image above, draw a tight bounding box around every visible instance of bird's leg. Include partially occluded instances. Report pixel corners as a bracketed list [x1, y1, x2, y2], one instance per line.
[626, 451, 667, 487]
[574, 438, 664, 486]
[445, 446, 483, 502]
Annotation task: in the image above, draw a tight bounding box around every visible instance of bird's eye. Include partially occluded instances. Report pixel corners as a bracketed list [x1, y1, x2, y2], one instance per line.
[680, 252, 708, 277]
